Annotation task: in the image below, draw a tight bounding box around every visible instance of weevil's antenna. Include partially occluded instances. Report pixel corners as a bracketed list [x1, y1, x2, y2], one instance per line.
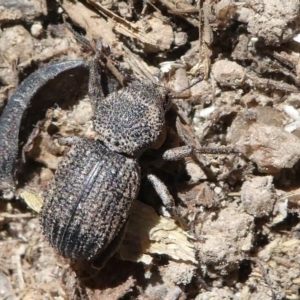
[123, 44, 204, 102]
[158, 76, 204, 111]
[169, 76, 204, 99]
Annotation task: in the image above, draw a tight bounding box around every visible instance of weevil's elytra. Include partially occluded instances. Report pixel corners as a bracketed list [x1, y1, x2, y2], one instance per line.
[40, 138, 140, 260]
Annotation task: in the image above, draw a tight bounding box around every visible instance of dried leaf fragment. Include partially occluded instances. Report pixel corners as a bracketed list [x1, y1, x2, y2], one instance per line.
[120, 201, 196, 264]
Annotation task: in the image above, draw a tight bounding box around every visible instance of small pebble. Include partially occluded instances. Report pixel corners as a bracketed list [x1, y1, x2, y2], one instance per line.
[31, 22, 43, 38]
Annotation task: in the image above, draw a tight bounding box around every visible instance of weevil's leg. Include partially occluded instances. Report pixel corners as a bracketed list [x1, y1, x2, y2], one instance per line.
[57, 136, 83, 147]
[147, 174, 188, 229]
[88, 45, 105, 113]
[0, 61, 89, 198]
[162, 145, 239, 161]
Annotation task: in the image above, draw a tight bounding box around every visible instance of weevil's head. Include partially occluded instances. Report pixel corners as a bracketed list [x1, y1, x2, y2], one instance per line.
[93, 80, 168, 156]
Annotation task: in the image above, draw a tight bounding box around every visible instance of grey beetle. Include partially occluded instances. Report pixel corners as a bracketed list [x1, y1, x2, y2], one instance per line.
[0, 48, 183, 266]
[0, 45, 234, 266]
[40, 54, 170, 263]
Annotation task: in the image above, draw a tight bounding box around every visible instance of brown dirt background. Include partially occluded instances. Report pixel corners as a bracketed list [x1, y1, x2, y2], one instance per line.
[1, 0, 300, 299]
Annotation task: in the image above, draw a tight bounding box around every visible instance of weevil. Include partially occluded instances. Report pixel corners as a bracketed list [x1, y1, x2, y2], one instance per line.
[40, 54, 172, 263]
[0, 48, 181, 264]
[0, 44, 235, 266]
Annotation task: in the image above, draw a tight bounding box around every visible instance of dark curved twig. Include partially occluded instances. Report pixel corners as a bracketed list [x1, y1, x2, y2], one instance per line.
[0, 60, 89, 198]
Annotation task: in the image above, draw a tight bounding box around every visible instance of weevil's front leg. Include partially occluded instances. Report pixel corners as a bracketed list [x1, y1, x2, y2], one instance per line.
[147, 174, 187, 230]
[88, 43, 105, 113]
[162, 145, 239, 161]
[0, 61, 89, 198]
